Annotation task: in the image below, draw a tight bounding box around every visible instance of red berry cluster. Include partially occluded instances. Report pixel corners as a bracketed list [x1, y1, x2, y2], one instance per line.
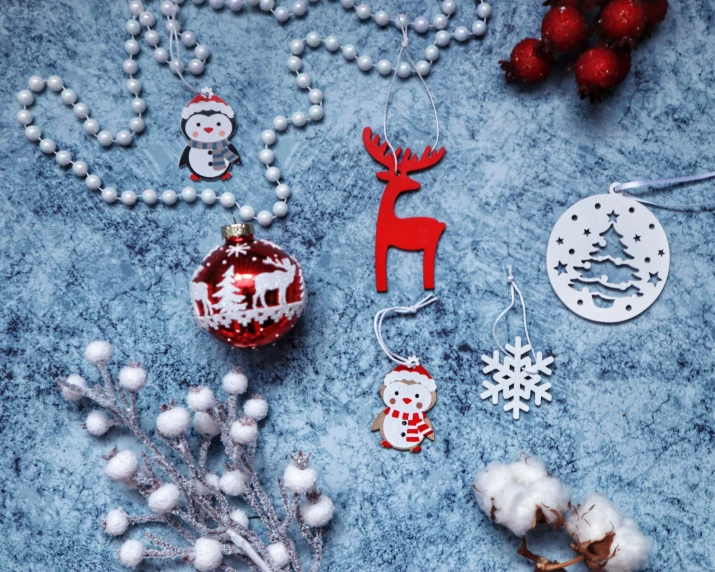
[499, 0, 668, 102]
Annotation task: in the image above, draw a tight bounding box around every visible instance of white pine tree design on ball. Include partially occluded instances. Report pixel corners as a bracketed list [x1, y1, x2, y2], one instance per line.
[213, 264, 248, 323]
[480, 337, 554, 420]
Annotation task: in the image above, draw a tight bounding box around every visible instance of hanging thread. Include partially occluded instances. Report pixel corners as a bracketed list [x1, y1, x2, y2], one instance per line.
[374, 294, 438, 367]
[382, 16, 441, 173]
[168, 14, 201, 95]
[611, 171, 715, 210]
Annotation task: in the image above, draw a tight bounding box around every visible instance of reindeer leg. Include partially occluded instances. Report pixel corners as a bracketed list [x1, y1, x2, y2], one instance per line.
[375, 242, 388, 293]
[422, 227, 445, 290]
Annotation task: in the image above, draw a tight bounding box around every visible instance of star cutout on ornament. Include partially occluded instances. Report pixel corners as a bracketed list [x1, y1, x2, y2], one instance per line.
[227, 244, 250, 257]
[634, 235, 641, 242]
[583, 229, 591, 236]
[554, 261, 568, 275]
[556, 237, 564, 245]
[648, 272, 662, 286]
[658, 249, 665, 257]
[607, 211, 619, 222]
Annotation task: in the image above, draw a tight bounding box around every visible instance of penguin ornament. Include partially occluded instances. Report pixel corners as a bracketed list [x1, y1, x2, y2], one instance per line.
[179, 88, 241, 182]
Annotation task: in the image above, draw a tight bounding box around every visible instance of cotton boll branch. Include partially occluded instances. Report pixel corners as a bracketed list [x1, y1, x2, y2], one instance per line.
[58, 341, 334, 571]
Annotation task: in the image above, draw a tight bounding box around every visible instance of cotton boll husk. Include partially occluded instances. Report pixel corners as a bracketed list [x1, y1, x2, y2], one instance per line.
[604, 518, 651, 572]
[243, 397, 268, 420]
[119, 365, 147, 391]
[230, 419, 258, 444]
[568, 492, 624, 544]
[84, 341, 113, 364]
[148, 483, 181, 513]
[156, 407, 191, 438]
[106, 450, 138, 481]
[220, 470, 247, 496]
[193, 537, 224, 571]
[62, 374, 87, 401]
[104, 508, 129, 536]
[267, 542, 290, 567]
[118, 538, 145, 567]
[86, 410, 110, 436]
[230, 508, 249, 528]
[187, 386, 215, 411]
[194, 412, 221, 437]
[283, 463, 318, 494]
[300, 494, 335, 527]
[222, 371, 248, 394]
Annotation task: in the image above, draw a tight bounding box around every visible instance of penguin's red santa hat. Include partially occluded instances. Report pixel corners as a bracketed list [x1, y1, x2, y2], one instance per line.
[182, 88, 235, 120]
[383, 362, 436, 393]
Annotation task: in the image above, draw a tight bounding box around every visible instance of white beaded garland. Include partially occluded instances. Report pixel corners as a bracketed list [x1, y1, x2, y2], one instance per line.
[116, 130, 133, 146]
[121, 190, 138, 206]
[181, 186, 197, 202]
[227, 0, 244, 10]
[472, 20, 487, 36]
[188, 58, 205, 75]
[86, 174, 102, 190]
[102, 187, 119, 203]
[342, 44, 357, 61]
[154, 47, 170, 63]
[28, 75, 45, 92]
[433, 13, 448, 30]
[84, 119, 101, 135]
[293, 0, 307, 16]
[274, 7, 290, 22]
[25, 125, 41, 141]
[357, 54, 372, 70]
[413, 16, 429, 34]
[97, 130, 114, 147]
[415, 60, 431, 76]
[454, 26, 470, 42]
[296, 73, 311, 89]
[55, 150, 72, 166]
[374, 10, 390, 26]
[356, 4, 370, 19]
[273, 115, 288, 131]
[17, 89, 34, 106]
[261, 129, 277, 145]
[47, 75, 63, 92]
[139, 10, 156, 27]
[39, 139, 57, 154]
[162, 189, 178, 205]
[201, 188, 217, 204]
[145, 30, 160, 46]
[181, 31, 197, 47]
[142, 188, 158, 204]
[259, 149, 275, 165]
[291, 112, 307, 127]
[16, 109, 33, 126]
[273, 201, 288, 217]
[126, 19, 142, 36]
[265, 166, 282, 182]
[287, 56, 302, 72]
[425, 44, 440, 61]
[131, 98, 147, 113]
[60, 89, 77, 105]
[376, 59, 392, 75]
[123, 59, 139, 75]
[435, 30, 451, 47]
[256, 210, 274, 227]
[72, 161, 88, 177]
[124, 39, 141, 55]
[308, 88, 323, 104]
[239, 205, 255, 221]
[306, 32, 321, 48]
[324, 35, 340, 52]
[194, 45, 210, 60]
[129, 117, 145, 133]
[275, 184, 291, 199]
[396, 61, 411, 79]
[308, 105, 324, 121]
[290, 39, 305, 55]
[219, 191, 236, 208]
[476, 2, 492, 19]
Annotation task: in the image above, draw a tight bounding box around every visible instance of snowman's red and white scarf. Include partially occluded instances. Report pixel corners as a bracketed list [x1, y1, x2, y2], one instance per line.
[383, 408, 433, 442]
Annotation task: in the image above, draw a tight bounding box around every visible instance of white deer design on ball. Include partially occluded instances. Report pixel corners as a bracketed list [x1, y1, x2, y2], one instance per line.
[190, 281, 214, 316]
[253, 257, 297, 309]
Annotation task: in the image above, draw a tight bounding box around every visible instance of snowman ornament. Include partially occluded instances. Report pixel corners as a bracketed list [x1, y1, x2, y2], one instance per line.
[179, 88, 242, 182]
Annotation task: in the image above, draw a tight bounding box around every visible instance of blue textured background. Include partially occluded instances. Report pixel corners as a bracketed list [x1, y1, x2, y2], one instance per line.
[1, 1, 714, 570]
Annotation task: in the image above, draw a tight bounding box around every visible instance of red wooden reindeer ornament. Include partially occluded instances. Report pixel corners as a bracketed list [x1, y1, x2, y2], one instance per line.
[363, 127, 447, 293]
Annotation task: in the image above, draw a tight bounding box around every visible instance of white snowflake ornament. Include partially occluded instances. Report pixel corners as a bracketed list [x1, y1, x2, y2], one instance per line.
[480, 336, 554, 420]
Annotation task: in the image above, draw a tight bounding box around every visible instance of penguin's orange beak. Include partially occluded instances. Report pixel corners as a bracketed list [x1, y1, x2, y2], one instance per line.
[204, 127, 214, 133]
[402, 398, 412, 404]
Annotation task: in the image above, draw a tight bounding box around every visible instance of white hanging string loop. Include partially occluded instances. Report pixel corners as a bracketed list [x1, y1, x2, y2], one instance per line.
[374, 294, 438, 368]
[168, 14, 201, 94]
[610, 171, 715, 210]
[382, 15, 441, 173]
[492, 266, 538, 373]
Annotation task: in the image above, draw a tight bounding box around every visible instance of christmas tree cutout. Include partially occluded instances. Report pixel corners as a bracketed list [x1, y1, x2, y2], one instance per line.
[213, 265, 247, 325]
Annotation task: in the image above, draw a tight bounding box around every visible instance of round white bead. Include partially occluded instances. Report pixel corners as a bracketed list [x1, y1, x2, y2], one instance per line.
[261, 129, 277, 145]
[25, 125, 41, 142]
[166, 19, 181, 34]
[472, 20, 487, 36]
[397, 61, 411, 78]
[188, 58, 205, 74]
[161, 1, 178, 16]
[154, 48, 169, 63]
[415, 60, 431, 76]
[256, 210, 273, 227]
[121, 190, 138, 205]
[433, 14, 448, 30]
[296, 73, 311, 89]
[55, 150, 72, 166]
[47, 75, 64, 91]
[227, 0, 244, 10]
[102, 188, 118, 203]
[292, 0, 307, 16]
[129, 117, 145, 133]
[476, 2, 492, 19]
[374, 10, 389, 26]
[194, 45, 210, 60]
[454, 25, 470, 42]
[16, 109, 33, 126]
[287, 56, 302, 72]
[342, 44, 357, 61]
[97, 130, 114, 147]
[441, 0, 456, 15]
[201, 189, 216, 204]
[209, 0, 225, 8]
[126, 19, 142, 36]
[259, 0, 274, 10]
[357, 55, 373, 71]
[145, 30, 160, 46]
[73, 102, 89, 119]
[308, 88, 323, 104]
[181, 186, 197, 202]
[139, 10, 156, 26]
[275, 184, 291, 199]
[274, 6, 290, 21]
[306, 32, 321, 48]
[116, 130, 133, 146]
[273, 201, 288, 217]
[413, 16, 429, 33]
[425, 44, 440, 61]
[142, 189, 158, 204]
[169, 59, 185, 75]
[28, 75, 45, 92]
[122, 58, 139, 75]
[125, 39, 141, 55]
[265, 166, 281, 182]
[325, 35, 340, 52]
[356, 3, 370, 19]
[273, 115, 288, 131]
[60, 89, 77, 105]
[290, 39, 305, 55]
[72, 161, 88, 177]
[85, 174, 102, 190]
[83, 119, 100, 135]
[131, 98, 147, 113]
[376, 59, 392, 75]
[395, 13, 408, 28]
[239, 205, 255, 221]
[340, 0, 354, 8]
[162, 189, 178, 205]
[17, 89, 34, 106]
[259, 149, 275, 165]
[180, 31, 197, 48]
[308, 105, 324, 121]
[129, 0, 145, 15]
[219, 191, 236, 208]
[435, 30, 451, 46]
[291, 112, 306, 127]
[39, 139, 56, 154]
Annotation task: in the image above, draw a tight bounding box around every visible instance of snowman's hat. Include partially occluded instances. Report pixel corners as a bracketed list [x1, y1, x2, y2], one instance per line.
[182, 88, 235, 120]
[384, 363, 436, 392]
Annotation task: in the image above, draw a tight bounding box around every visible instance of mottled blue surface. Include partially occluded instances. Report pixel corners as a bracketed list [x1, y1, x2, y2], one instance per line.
[1, 1, 715, 570]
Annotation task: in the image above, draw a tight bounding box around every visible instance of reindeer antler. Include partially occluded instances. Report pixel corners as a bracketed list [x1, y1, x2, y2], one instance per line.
[363, 127, 444, 174]
[397, 145, 446, 174]
[263, 256, 292, 269]
[362, 127, 402, 171]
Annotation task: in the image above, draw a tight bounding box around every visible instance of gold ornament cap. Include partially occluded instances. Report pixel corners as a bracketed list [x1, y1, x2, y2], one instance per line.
[221, 222, 254, 239]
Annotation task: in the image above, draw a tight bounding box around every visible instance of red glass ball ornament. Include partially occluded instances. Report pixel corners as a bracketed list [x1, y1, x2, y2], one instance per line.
[598, 0, 648, 43]
[541, 6, 588, 52]
[575, 45, 622, 101]
[191, 223, 307, 348]
[500, 38, 553, 83]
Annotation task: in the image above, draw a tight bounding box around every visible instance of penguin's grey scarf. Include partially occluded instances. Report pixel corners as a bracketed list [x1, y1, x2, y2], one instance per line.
[190, 140, 239, 171]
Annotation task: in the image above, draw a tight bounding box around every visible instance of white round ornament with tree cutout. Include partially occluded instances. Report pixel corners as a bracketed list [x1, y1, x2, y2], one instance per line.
[547, 189, 670, 323]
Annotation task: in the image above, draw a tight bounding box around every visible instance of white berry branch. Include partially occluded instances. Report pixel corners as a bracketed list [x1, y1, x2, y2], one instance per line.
[58, 341, 335, 571]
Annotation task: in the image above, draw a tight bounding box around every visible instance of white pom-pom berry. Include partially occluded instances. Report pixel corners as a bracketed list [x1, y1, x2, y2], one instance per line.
[219, 470, 247, 496]
[222, 370, 248, 394]
[106, 450, 138, 482]
[229, 418, 258, 445]
[118, 538, 145, 568]
[148, 483, 181, 514]
[195, 473, 220, 496]
[187, 386, 215, 411]
[283, 463, 318, 494]
[301, 494, 335, 527]
[61, 373, 87, 401]
[230, 508, 249, 528]
[84, 340, 113, 364]
[103, 507, 129, 536]
[243, 395, 268, 420]
[156, 406, 191, 438]
[86, 410, 110, 436]
[193, 537, 224, 571]
[193, 412, 221, 437]
[119, 365, 147, 391]
[267, 542, 290, 568]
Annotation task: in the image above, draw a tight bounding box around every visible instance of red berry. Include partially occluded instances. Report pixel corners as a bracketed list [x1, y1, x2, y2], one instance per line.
[541, 6, 588, 52]
[598, 0, 648, 43]
[575, 46, 622, 101]
[641, 0, 668, 26]
[500, 39, 553, 83]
